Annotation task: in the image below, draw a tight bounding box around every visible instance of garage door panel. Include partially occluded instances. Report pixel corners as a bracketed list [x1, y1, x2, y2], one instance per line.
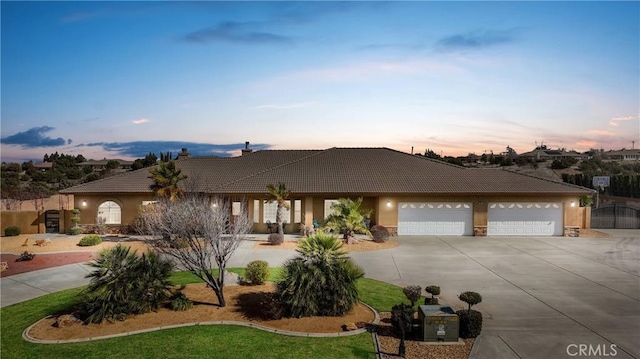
[488, 203, 563, 236]
[398, 203, 473, 236]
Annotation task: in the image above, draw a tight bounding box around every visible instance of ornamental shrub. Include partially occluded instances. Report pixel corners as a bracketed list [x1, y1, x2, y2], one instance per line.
[424, 285, 441, 305]
[170, 291, 193, 311]
[4, 226, 21, 236]
[456, 309, 483, 338]
[459, 291, 482, 312]
[268, 233, 284, 245]
[78, 234, 102, 247]
[403, 285, 422, 307]
[245, 260, 270, 285]
[370, 225, 389, 243]
[391, 303, 415, 335]
[81, 245, 174, 323]
[70, 227, 83, 235]
[278, 232, 364, 317]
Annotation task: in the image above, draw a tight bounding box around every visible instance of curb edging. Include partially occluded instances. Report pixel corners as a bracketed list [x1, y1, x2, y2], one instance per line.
[23, 301, 380, 344]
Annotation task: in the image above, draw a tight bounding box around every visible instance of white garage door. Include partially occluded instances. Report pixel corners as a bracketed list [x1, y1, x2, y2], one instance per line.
[398, 203, 473, 236]
[488, 203, 563, 236]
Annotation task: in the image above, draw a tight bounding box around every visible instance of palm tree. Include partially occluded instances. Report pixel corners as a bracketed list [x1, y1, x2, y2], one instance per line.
[278, 232, 364, 317]
[148, 160, 187, 201]
[266, 182, 290, 234]
[323, 197, 372, 244]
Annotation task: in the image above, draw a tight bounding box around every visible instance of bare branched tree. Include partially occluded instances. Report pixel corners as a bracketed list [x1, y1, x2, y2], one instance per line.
[1, 189, 24, 210]
[137, 194, 252, 307]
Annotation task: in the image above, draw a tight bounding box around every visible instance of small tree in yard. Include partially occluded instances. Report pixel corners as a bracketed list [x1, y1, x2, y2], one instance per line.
[403, 285, 422, 307]
[323, 198, 372, 244]
[459, 291, 482, 313]
[138, 194, 252, 307]
[278, 232, 364, 317]
[457, 291, 483, 338]
[266, 182, 290, 235]
[425, 285, 440, 305]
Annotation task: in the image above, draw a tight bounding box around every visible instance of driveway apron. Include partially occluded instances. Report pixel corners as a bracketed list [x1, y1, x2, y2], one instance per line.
[351, 230, 640, 359]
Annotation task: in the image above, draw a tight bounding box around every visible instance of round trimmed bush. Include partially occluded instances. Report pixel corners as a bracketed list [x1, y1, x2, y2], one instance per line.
[459, 291, 482, 311]
[4, 226, 21, 236]
[457, 309, 483, 338]
[403, 285, 422, 307]
[78, 234, 102, 247]
[245, 260, 270, 285]
[70, 227, 83, 235]
[370, 225, 389, 243]
[268, 233, 284, 245]
[425, 285, 441, 305]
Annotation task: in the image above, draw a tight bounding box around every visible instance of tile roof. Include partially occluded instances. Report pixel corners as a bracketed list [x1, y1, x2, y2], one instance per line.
[61, 148, 592, 196]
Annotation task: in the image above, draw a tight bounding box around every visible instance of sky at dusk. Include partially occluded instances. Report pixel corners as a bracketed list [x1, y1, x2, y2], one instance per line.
[1, 1, 639, 163]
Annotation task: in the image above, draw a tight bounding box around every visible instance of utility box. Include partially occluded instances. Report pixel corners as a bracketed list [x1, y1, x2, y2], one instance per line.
[418, 305, 459, 342]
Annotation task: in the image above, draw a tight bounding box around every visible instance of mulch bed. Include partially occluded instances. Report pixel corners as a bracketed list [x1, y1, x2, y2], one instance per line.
[0, 252, 96, 277]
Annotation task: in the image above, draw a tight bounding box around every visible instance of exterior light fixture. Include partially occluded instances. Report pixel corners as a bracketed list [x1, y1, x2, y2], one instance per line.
[386, 200, 392, 208]
[82, 200, 87, 207]
[570, 201, 576, 208]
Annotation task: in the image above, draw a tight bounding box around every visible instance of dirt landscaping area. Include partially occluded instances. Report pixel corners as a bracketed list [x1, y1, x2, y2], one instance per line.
[27, 282, 375, 341]
[0, 235, 151, 255]
[254, 238, 400, 252]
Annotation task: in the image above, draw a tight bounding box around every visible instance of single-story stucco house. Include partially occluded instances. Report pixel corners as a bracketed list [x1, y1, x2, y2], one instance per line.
[60, 147, 593, 236]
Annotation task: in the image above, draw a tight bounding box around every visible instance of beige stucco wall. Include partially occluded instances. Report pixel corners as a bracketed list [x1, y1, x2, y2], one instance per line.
[69, 193, 587, 235]
[1, 211, 45, 235]
[73, 193, 156, 225]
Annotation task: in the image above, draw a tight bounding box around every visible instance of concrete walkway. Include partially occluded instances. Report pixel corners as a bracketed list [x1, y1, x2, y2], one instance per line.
[0, 236, 298, 308]
[2, 230, 639, 359]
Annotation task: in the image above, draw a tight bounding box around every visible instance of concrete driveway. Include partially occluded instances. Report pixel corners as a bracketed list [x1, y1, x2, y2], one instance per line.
[2, 231, 638, 358]
[351, 229, 640, 359]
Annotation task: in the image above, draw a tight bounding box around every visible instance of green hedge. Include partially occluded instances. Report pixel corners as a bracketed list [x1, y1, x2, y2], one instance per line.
[78, 234, 102, 246]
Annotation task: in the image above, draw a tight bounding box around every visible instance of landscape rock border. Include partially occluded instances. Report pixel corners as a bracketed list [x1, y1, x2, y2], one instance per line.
[22, 301, 380, 344]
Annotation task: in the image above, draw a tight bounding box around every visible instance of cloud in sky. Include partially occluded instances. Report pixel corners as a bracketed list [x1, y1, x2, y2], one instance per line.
[588, 130, 614, 136]
[0, 126, 69, 148]
[183, 21, 294, 45]
[79, 141, 270, 158]
[436, 29, 516, 51]
[280, 59, 462, 83]
[132, 118, 151, 125]
[256, 102, 317, 110]
[608, 115, 637, 126]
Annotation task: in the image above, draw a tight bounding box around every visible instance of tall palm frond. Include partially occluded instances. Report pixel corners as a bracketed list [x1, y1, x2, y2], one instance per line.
[266, 182, 290, 234]
[149, 160, 187, 201]
[323, 198, 372, 241]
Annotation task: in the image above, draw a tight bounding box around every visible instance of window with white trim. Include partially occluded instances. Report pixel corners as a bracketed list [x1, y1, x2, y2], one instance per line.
[263, 200, 291, 223]
[324, 199, 339, 219]
[98, 201, 121, 224]
[232, 201, 242, 216]
[253, 200, 260, 223]
[294, 199, 301, 223]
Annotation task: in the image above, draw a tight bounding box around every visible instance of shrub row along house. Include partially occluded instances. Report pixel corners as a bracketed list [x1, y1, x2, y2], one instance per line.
[60, 147, 593, 236]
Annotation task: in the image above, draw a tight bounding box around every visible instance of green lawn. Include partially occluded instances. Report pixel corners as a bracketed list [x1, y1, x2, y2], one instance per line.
[1, 269, 409, 359]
